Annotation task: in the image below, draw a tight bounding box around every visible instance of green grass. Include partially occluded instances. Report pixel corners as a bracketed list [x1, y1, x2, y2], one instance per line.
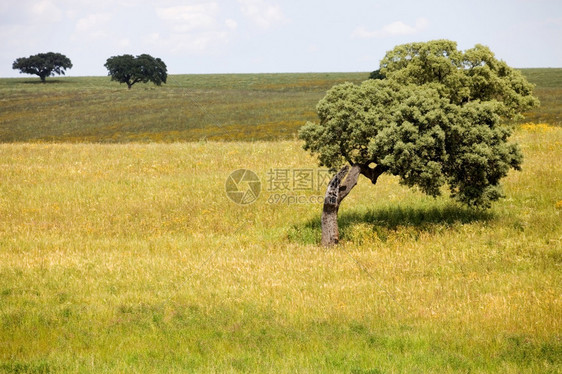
[518, 68, 562, 126]
[0, 69, 561, 372]
[0, 126, 561, 372]
[1, 69, 560, 143]
[0, 73, 366, 143]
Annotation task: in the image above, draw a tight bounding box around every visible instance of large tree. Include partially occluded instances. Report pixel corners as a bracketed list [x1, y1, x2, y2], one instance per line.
[104, 54, 167, 89]
[12, 52, 72, 82]
[299, 40, 539, 246]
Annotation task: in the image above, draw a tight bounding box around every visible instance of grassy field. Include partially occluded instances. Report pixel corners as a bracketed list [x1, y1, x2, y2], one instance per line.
[0, 128, 561, 372]
[0, 70, 561, 372]
[0, 73, 366, 143]
[519, 68, 562, 126]
[0, 69, 560, 143]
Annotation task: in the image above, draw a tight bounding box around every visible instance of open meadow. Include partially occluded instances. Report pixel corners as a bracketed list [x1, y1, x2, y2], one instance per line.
[1, 69, 559, 143]
[0, 70, 561, 372]
[0, 73, 366, 143]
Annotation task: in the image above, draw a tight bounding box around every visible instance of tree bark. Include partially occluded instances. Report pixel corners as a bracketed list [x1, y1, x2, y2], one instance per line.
[321, 165, 360, 246]
[321, 166, 348, 246]
[321, 163, 387, 247]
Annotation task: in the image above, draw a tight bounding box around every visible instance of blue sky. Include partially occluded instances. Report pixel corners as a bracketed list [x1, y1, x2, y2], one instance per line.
[1, 0, 561, 77]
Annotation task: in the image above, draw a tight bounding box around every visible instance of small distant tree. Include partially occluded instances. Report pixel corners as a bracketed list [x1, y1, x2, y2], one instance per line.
[299, 40, 539, 246]
[368, 69, 385, 80]
[12, 52, 72, 82]
[104, 54, 167, 89]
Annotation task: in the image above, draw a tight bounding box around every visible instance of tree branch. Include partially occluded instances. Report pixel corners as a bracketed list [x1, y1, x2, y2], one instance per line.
[359, 164, 388, 185]
[321, 163, 388, 246]
[324, 165, 349, 208]
[337, 164, 361, 204]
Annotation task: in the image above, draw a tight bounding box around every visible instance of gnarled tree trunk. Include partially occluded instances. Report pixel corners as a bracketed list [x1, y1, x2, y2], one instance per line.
[321, 165, 360, 246]
[321, 163, 387, 246]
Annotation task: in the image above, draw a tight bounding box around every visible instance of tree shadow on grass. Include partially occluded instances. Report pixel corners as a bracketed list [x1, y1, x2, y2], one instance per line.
[21, 79, 72, 84]
[288, 204, 494, 245]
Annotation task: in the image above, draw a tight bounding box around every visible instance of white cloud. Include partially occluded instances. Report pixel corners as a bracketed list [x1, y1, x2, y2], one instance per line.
[156, 3, 219, 32]
[72, 13, 112, 41]
[353, 18, 429, 38]
[149, 2, 235, 55]
[30, 0, 63, 23]
[117, 38, 131, 48]
[225, 19, 238, 30]
[238, 0, 285, 28]
[75, 13, 112, 32]
[146, 31, 229, 54]
[0, 0, 63, 24]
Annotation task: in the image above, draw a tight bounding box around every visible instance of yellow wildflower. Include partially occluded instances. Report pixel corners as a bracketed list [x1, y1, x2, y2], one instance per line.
[520, 122, 555, 133]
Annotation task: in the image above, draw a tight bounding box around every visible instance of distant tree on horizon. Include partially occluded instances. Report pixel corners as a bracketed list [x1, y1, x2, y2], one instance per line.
[12, 52, 73, 82]
[104, 54, 167, 89]
[368, 69, 385, 80]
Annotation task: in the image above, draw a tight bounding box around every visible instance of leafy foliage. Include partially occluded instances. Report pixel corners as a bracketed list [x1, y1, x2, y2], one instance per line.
[379, 40, 539, 119]
[104, 54, 167, 89]
[12, 52, 72, 82]
[300, 40, 538, 208]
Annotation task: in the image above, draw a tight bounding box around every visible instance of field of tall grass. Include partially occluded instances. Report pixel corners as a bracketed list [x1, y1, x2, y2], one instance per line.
[0, 70, 561, 372]
[0, 127, 561, 372]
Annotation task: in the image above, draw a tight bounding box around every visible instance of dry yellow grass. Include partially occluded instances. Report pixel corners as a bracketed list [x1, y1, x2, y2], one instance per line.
[0, 128, 561, 372]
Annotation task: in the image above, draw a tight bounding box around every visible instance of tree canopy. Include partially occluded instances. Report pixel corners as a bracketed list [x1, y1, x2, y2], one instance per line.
[104, 54, 167, 89]
[12, 52, 73, 82]
[378, 40, 538, 119]
[299, 39, 539, 245]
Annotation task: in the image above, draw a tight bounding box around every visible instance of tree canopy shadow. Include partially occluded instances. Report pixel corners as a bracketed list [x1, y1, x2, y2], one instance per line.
[22, 79, 71, 85]
[288, 204, 494, 245]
